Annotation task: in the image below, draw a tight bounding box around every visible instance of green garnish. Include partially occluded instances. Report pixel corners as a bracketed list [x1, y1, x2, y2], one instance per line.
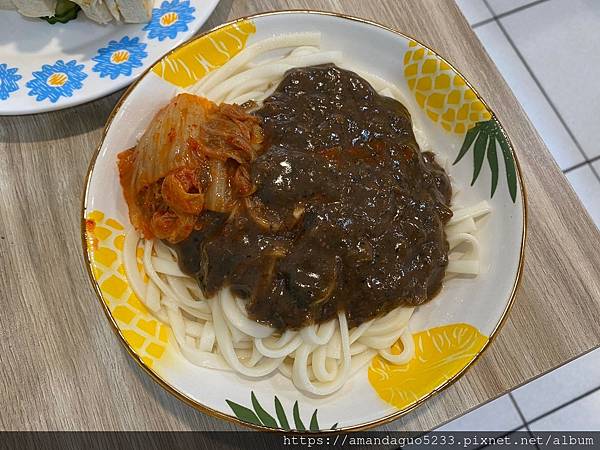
[42, 0, 81, 24]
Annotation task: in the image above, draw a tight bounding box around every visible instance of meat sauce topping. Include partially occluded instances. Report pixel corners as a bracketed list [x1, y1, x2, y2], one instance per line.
[172, 64, 453, 330]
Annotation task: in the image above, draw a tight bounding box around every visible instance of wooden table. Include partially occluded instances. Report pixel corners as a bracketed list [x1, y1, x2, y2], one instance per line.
[1, 0, 599, 435]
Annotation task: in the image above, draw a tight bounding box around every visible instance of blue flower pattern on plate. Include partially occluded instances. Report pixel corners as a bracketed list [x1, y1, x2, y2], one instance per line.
[92, 36, 148, 80]
[27, 60, 87, 103]
[144, 0, 196, 41]
[0, 64, 22, 101]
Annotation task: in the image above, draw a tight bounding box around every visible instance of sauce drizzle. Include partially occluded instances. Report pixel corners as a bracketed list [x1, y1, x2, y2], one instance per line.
[172, 65, 453, 330]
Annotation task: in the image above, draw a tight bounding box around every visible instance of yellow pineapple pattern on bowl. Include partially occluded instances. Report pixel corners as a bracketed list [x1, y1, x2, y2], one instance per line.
[152, 20, 256, 88]
[404, 40, 491, 134]
[85, 210, 170, 369]
[368, 323, 488, 410]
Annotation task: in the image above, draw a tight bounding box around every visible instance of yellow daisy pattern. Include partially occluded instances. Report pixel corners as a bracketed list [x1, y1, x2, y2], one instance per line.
[151, 20, 256, 88]
[368, 323, 488, 410]
[404, 41, 492, 134]
[85, 210, 170, 368]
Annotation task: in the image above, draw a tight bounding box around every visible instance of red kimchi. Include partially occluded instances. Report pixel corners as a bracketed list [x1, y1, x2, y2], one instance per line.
[117, 93, 263, 243]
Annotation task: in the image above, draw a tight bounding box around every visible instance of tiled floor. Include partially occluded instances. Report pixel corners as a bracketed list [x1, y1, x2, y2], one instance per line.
[466, 0, 600, 228]
[436, 0, 600, 435]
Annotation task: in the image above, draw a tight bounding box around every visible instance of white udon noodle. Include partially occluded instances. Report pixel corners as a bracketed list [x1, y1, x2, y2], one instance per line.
[122, 33, 491, 396]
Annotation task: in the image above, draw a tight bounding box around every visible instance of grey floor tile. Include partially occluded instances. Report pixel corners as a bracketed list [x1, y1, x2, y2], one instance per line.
[593, 159, 600, 184]
[436, 394, 523, 433]
[529, 387, 600, 431]
[500, 0, 600, 159]
[410, 401, 522, 450]
[566, 166, 600, 229]
[487, 0, 548, 15]
[455, 0, 493, 24]
[512, 348, 600, 422]
[474, 22, 584, 169]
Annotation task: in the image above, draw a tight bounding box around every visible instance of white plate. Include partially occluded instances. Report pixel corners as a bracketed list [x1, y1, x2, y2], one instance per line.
[82, 11, 526, 432]
[0, 0, 219, 115]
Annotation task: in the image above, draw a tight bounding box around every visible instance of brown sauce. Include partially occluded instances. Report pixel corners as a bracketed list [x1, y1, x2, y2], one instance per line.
[171, 64, 453, 330]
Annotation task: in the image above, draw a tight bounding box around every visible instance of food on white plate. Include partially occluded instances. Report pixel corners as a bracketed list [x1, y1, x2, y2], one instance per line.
[0, 0, 152, 23]
[115, 33, 491, 396]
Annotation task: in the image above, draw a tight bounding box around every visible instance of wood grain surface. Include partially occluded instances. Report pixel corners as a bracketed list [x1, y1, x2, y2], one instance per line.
[1, 0, 599, 436]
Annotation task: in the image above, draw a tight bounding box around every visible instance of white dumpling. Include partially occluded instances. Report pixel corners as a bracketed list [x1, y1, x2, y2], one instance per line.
[115, 0, 151, 23]
[11, 0, 56, 17]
